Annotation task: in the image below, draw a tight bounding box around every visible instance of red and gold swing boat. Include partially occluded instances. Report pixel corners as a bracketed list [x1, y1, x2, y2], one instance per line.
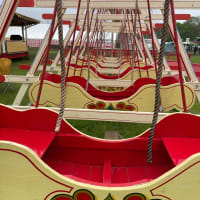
[1, 104, 200, 200]
[1, 0, 200, 199]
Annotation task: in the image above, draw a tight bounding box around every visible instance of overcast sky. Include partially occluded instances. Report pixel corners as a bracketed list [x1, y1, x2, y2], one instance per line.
[1, 0, 200, 39]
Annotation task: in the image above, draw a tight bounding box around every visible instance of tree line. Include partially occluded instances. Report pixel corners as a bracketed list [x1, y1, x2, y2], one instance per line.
[156, 16, 200, 42]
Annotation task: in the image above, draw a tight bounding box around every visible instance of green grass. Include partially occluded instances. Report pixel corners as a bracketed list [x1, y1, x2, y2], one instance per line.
[67, 120, 151, 139]
[168, 54, 200, 64]
[189, 98, 200, 114]
[190, 55, 200, 64]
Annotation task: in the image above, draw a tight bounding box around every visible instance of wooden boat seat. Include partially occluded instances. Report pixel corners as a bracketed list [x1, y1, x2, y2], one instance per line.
[41, 73, 178, 101]
[41, 73, 157, 100]
[161, 137, 200, 165]
[77, 59, 148, 70]
[69, 76, 156, 100]
[77, 59, 129, 69]
[0, 128, 56, 158]
[42, 134, 174, 186]
[70, 63, 132, 79]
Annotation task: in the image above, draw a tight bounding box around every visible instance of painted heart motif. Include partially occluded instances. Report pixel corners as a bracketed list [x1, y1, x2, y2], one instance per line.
[51, 190, 95, 200]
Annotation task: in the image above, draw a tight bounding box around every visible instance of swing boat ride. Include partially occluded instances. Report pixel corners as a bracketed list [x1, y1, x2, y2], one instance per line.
[2, 0, 200, 199]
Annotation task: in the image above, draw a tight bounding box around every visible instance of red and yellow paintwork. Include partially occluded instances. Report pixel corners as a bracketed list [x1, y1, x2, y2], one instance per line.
[1, 104, 200, 199]
[28, 75, 195, 112]
[66, 64, 157, 81]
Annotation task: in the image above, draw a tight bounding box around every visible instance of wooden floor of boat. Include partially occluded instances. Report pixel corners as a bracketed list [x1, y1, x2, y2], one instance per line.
[44, 158, 172, 185]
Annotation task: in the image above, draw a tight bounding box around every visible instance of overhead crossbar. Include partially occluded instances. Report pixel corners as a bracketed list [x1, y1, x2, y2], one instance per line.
[43, 13, 191, 21]
[34, 0, 200, 9]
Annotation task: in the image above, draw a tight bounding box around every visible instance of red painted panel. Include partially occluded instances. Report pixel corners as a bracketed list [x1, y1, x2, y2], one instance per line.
[76, 192, 93, 200]
[161, 76, 178, 86]
[0, 128, 55, 157]
[0, 52, 29, 59]
[128, 166, 147, 184]
[18, 0, 34, 7]
[155, 23, 163, 28]
[0, 104, 79, 135]
[90, 166, 103, 182]
[154, 28, 158, 32]
[53, 160, 73, 175]
[162, 137, 200, 165]
[63, 21, 72, 25]
[42, 14, 54, 20]
[147, 165, 172, 180]
[0, 75, 5, 82]
[71, 164, 91, 180]
[142, 30, 150, 35]
[41, 59, 53, 65]
[53, 135, 162, 152]
[76, 26, 80, 31]
[112, 167, 128, 183]
[175, 14, 191, 20]
[154, 113, 200, 138]
[42, 14, 71, 25]
[18, 64, 31, 70]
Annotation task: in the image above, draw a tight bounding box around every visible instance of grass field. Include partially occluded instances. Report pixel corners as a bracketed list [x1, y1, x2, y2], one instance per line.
[1, 48, 200, 139]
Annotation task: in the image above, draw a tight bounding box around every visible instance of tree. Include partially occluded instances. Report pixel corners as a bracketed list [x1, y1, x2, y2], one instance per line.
[156, 16, 200, 42]
[177, 17, 200, 41]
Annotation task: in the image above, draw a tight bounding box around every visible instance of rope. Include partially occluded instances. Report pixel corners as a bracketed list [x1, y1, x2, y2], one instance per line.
[55, 0, 67, 132]
[147, 0, 170, 163]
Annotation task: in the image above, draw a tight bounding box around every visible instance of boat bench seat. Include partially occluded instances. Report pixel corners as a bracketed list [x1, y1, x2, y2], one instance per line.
[161, 137, 200, 165]
[0, 128, 56, 158]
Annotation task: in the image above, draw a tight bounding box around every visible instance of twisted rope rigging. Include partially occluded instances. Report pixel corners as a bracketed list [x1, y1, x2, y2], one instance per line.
[147, 0, 171, 163]
[55, 0, 67, 132]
